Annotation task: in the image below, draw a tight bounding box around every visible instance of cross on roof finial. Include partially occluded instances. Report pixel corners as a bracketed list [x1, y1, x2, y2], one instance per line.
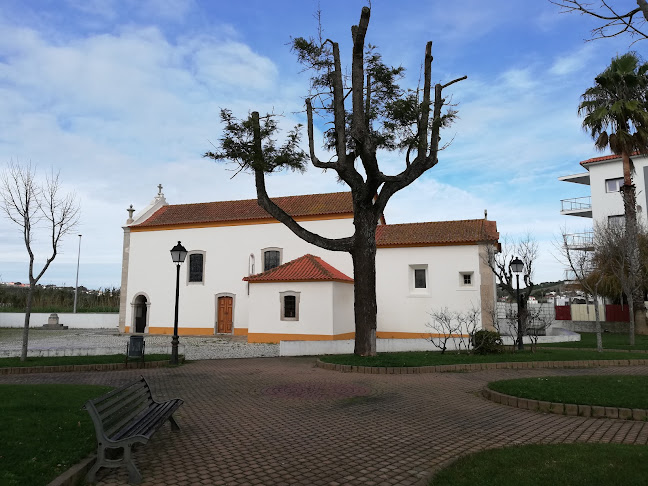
[157, 184, 163, 195]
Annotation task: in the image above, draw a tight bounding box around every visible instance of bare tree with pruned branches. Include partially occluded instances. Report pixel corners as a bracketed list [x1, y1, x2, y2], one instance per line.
[205, 7, 467, 356]
[550, 0, 648, 42]
[0, 162, 79, 361]
[484, 234, 539, 350]
[557, 228, 604, 351]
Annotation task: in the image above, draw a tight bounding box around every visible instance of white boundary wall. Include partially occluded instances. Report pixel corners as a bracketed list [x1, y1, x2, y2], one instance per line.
[0, 313, 119, 329]
[280, 329, 581, 356]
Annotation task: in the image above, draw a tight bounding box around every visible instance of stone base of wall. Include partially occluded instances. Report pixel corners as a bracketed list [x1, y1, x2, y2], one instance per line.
[557, 321, 630, 333]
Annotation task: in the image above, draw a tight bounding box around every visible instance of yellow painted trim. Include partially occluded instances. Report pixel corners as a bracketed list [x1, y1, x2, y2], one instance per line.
[130, 213, 354, 232]
[246, 279, 353, 284]
[247, 331, 356, 343]
[233, 328, 248, 336]
[377, 331, 470, 339]
[377, 242, 482, 248]
[144, 327, 215, 336]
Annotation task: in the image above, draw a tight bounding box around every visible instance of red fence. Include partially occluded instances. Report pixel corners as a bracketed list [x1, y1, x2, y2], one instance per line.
[554, 305, 571, 320]
[605, 305, 630, 322]
[554, 304, 630, 322]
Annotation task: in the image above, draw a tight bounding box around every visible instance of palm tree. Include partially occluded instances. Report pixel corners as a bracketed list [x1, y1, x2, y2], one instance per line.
[579, 52, 648, 345]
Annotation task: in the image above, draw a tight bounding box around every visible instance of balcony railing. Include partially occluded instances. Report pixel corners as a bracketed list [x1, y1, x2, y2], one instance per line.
[563, 231, 594, 250]
[561, 196, 591, 212]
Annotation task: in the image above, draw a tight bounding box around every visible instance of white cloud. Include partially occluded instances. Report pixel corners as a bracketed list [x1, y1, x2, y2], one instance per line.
[549, 45, 595, 76]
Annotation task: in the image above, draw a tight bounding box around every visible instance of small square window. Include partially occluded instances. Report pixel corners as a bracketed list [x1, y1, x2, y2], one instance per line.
[606, 177, 623, 193]
[608, 214, 625, 226]
[414, 269, 427, 289]
[463, 273, 472, 285]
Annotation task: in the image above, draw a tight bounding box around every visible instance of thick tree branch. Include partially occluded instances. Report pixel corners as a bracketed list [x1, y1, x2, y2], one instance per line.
[250, 112, 352, 253]
[306, 99, 338, 170]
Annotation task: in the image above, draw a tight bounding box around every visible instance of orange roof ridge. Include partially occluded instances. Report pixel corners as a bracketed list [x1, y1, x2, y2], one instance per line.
[376, 219, 499, 247]
[244, 254, 353, 283]
[581, 152, 645, 166]
[135, 192, 354, 228]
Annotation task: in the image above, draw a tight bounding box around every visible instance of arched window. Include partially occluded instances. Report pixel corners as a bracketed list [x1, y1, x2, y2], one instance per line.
[262, 247, 282, 271]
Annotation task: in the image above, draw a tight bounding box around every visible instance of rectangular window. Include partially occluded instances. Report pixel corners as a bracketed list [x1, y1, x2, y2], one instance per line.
[264, 250, 281, 271]
[608, 214, 625, 226]
[284, 295, 296, 318]
[606, 177, 623, 193]
[463, 273, 472, 285]
[189, 254, 204, 282]
[414, 269, 427, 289]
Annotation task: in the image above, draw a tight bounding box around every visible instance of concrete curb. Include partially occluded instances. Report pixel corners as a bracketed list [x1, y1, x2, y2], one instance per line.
[47, 455, 95, 486]
[481, 387, 648, 421]
[315, 358, 648, 374]
[0, 360, 173, 375]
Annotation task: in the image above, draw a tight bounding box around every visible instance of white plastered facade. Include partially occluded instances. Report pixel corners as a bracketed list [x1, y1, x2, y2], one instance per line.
[120, 193, 497, 342]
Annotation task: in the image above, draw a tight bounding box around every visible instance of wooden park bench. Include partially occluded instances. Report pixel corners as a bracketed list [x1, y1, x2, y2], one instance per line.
[83, 376, 183, 484]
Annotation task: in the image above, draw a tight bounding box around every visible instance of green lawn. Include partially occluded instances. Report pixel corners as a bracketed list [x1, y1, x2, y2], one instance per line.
[488, 375, 648, 409]
[543, 332, 648, 350]
[319, 348, 648, 367]
[429, 444, 648, 486]
[0, 384, 112, 486]
[0, 354, 177, 368]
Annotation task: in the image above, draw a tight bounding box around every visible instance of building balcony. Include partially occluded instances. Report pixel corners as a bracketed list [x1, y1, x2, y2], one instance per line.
[560, 196, 592, 218]
[563, 231, 594, 251]
[558, 172, 590, 185]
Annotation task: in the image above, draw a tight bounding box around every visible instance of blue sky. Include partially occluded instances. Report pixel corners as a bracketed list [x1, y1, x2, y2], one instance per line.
[0, 0, 638, 288]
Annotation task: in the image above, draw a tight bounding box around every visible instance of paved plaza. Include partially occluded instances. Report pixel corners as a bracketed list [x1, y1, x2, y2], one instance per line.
[3, 357, 648, 485]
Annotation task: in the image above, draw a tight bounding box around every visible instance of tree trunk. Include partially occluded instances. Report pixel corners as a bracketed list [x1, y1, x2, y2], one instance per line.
[21, 286, 33, 362]
[351, 209, 378, 356]
[621, 179, 639, 347]
[628, 295, 636, 346]
[593, 292, 602, 352]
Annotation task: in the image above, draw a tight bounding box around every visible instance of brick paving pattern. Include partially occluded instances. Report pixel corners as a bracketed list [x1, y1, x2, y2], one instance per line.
[3, 358, 648, 485]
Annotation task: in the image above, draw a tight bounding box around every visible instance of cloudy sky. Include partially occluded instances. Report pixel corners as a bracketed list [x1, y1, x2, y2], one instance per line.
[0, 0, 638, 288]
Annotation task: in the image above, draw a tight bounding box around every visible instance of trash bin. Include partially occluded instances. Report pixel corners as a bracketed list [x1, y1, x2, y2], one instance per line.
[127, 335, 145, 362]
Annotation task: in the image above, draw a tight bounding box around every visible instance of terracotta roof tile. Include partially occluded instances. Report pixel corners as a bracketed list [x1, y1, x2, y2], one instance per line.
[376, 219, 499, 247]
[580, 152, 645, 167]
[244, 254, 353, 283]
[135, 192, 353, 227]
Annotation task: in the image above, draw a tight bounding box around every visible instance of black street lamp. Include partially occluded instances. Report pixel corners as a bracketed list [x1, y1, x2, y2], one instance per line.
[170, 241, 188, 365]
[510, 256, 524, 351]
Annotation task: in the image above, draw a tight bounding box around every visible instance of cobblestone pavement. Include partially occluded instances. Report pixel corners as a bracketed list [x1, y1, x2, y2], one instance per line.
[0, 328, 279, 359]
[3, 358, 648, 485]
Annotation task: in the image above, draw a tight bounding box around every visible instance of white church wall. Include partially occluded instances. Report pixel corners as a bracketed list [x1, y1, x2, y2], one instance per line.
[123, 217, 354, 334]
[247, 281, 337, 342]
[332, 281, 355, 336]
[375, 245, 483, 337]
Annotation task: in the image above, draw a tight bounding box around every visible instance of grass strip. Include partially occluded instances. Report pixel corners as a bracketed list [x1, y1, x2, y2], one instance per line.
[543, 332, 648, 350]
[0, 384, 112, 486]
[0, 354, 177, 368]
[429, 444, 648, 486]
[488, 375, 648, 409]
[319, 348, 648, 367]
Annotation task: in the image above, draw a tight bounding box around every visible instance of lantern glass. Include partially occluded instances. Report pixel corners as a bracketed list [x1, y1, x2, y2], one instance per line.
[510, 257, 524, 274]
[170, 241, 188, 263]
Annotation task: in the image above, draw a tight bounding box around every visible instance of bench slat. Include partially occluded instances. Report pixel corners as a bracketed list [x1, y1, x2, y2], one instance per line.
[94, 381, 150, 415]
[111, 400, 182, 440]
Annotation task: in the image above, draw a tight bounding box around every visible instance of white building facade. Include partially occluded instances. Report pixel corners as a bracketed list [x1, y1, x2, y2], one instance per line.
[119, 189, 499, 343]
[560, 153, 648, 230]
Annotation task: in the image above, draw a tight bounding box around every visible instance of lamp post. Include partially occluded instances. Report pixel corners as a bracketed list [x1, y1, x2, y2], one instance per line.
[73, 234, 82, 313]
[510, 256, 524, 351]
[170, 241, 188, 365]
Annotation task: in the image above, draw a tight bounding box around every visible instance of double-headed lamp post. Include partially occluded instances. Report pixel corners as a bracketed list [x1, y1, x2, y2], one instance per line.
[170, 241, 188, 365]
[510, 256, 524, 351]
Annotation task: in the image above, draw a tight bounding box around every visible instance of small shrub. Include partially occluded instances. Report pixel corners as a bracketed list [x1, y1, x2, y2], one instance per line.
[472, 330, 503, 354]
